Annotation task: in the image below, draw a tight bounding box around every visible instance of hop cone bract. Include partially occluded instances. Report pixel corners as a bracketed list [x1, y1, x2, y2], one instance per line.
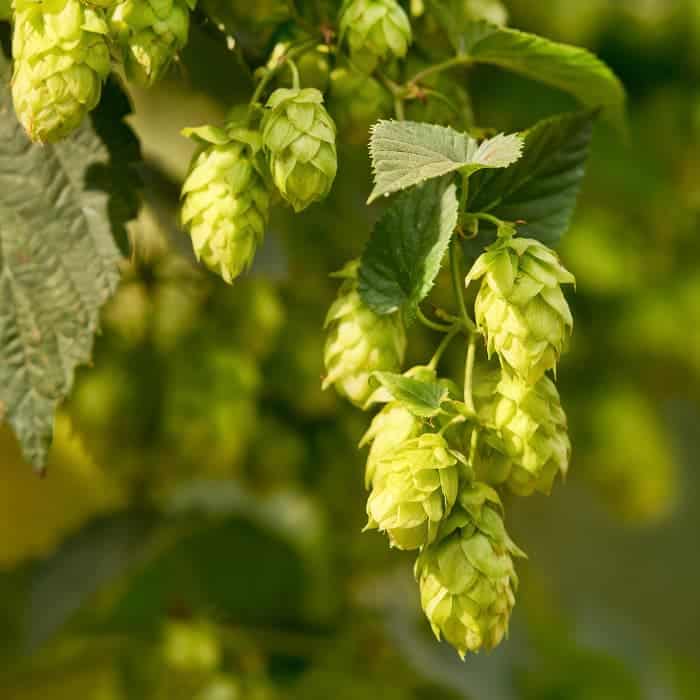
[467, 236, 575, 384]
[262, 87, 337, 212]
[11, 0, 111, 143]
[109, 0, 194, 86]
[474, 368, 571, 496]
[181, 125, 270, 284]
[323, 261, 405, 407]
[415, 483, 523, 657]
[366, 432, 460, 550]
[339, 0, 412, 73]
[360, 401, 422, 488]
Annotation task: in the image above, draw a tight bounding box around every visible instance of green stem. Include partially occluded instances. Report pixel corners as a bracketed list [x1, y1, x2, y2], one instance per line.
[417, 307, 454, 333]
[394, 94, 406, 120]
[287, 59, 301, 90]
[409, 55, 471, 86]
[449, 239, 476, 334]
[463, 332, 477, 413]
[428, 325, 461, 370]
[468, 424, 480, 470]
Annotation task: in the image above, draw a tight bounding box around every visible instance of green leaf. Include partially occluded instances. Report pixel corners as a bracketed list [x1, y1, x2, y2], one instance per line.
[359, 176, 459, 316]
[467, 111, 596, 247]
[0, 51, 137, 470]
[368, 120, 522, 203]
[372, 372, 448, 418]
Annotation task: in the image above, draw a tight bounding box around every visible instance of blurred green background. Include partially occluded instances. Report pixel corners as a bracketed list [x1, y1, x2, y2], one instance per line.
[1, 1, 699, 698]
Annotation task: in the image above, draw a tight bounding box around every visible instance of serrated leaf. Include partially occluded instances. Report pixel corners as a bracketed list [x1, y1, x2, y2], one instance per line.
[372, 372, 448, 418]
[0, 51, 138, 470]
[359, 176, 459, 316]
[368, 120, 522, 203]
[467, 111, 596, 247]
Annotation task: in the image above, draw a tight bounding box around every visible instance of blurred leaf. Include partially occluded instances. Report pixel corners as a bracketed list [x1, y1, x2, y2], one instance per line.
[467, 111, 595, 246]
[367, 120, 522, 203]
[0, 0, 9, 21]
[359, 177, 459, 315]
[372, 373, 448, 418]
[0, 50, 139, 469]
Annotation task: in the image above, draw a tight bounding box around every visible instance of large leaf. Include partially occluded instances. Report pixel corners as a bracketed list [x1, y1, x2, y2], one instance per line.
[0, 52, 138, 469]
[467, 111, 596, 247]
[368, 120, 522, 203]
[425, 10, 624, 120]
[359, 176, 459, 316]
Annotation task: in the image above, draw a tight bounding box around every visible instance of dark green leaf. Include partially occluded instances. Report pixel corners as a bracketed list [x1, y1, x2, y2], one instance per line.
[467, 111, 596, 247]
[372, 372, 448, 417]
[0, 51, 138, 469]
[359, 176, 459, 316]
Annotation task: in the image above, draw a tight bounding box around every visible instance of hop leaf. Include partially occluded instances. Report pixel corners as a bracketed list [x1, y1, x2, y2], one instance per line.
[181, 126, 270, 284]
[339, 0, 412, 73]
[109, 0, 194, 87]
[323, 261, 406, 407]
[474, 367, 571, 496]
[414, 485, 523, 657]
[366, 433, 461, 550]
[262, 87, 337, 212]
[11, 0, 111, 142]
[467, 236, 575, 384]
[360, 401, 423, 488]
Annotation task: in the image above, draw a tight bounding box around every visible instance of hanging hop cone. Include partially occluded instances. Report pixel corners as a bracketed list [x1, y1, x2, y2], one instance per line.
[474, 368, 571, 496]
[365, 433, 462, 550]
[109, 0, 195, 87]
[466, 236, 575, 384]
[338, 0, 412, 73]
[323, 261, 406, 408]
[261, 87, 337, 212]
[11, 0, 111, 143]
[415, 483, 524, 657]
[180, 125, 270, 284]
[360, 401, 423, 489]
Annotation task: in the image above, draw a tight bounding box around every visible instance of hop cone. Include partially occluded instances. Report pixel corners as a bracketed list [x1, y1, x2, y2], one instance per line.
[339, 0, 412, 73]
[109, 0, 194, 86]
[322, 261, 406, 407]
[360, 401, 422, 488]
[262, 87, 337, 212]
[11, 0, 111, 143]
[366, 433, 460, 550]
[181, 125, 270, 284]
[474, 369, 571, 496]
[415, 483, 523, 657]
[467, 236, 575, 384]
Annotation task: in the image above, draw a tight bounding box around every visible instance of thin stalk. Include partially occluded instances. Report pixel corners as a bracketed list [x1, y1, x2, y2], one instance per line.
[417, 307, 454, 333]
[409, 55, 471, 86]
[468, 424, 480, 470]
[463, 332, 477, 413]
[428, 325, 461, 370]
[287, 59, 301, 90]
[449, 239, 476, 334]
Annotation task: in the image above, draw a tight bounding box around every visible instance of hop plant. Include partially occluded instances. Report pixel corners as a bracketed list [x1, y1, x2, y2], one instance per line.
[366, 432, 461, 549]
[323, 261, 406, 407]
[466, 236, 575, 384]
[474, 368, 571, 496]
[180, 125, 270, 283]
[338, 0, 412, 73]
[360, 401, 422, 488]
[261, 87, 337, 212]
[415, 483, 523, 657]
[109, 0, 195, 86]
[11, 0, 111, 143]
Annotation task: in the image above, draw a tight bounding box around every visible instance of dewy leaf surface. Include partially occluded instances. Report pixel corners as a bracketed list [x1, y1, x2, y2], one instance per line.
[467, 111, 596, 247]
[359, 176, 459, 316]
[0, 52, 136, 469]
[368, 120, 522, 203]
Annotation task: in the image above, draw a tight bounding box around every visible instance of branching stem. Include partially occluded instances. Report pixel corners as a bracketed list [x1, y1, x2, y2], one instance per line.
[428, 325, 461, 370]
[417, 307, 454, 333]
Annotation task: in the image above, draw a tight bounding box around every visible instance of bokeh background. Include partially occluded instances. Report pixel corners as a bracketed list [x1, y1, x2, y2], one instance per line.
[1, 1, 699, 698]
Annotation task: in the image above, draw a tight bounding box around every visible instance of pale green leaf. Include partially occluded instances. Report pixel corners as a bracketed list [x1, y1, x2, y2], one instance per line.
[368, 120, 522, 203]
[359, 176, 459, 316]
[372, 372, 448, 418]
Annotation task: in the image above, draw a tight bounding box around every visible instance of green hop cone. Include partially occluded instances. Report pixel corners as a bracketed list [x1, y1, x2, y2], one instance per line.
[366, 432, 461, 549]
[474, 368, 571, 496]
[339, 0, 412, 73]
[180, 125, 270, 284]
[262, 87, 337, 212]
[360, 401, 422, 488]
[109, 0, 195, 87]
[322, 261, 406, 407]
[415, 483, 524, 657]
[467, 236, 575, 384]
[11, 0, 111, 143]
